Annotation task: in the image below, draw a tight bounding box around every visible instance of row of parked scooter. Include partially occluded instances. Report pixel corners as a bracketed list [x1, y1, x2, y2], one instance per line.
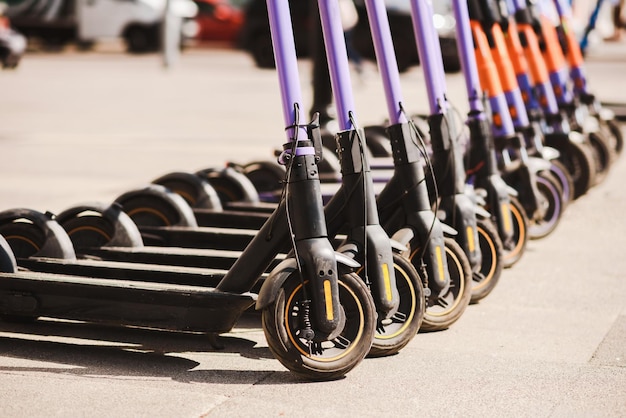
[0, 0, 622, 381]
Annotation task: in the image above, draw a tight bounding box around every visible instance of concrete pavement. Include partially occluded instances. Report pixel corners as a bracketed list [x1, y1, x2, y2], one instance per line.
[0, 40, 625, 417]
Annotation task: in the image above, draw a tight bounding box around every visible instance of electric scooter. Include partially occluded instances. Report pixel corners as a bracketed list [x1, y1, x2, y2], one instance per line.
[0, 0, 379, 381]
[467, 0, 565, 240]
[452, 0, 530, 269]
[551, 0, 624, 156]
[55, 0, 428, 356]
[521, 0, 614, 184]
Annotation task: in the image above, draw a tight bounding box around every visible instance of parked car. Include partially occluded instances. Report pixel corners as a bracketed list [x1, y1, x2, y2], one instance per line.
[4, 0, 198, 53]
[193, 0, 245, 43]
[0, 4, 26, 69]
[238, 0, 460, 73]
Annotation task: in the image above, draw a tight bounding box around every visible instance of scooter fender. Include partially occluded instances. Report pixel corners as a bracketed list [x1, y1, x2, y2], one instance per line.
[527, 156, 552, 173]
[0, 234, 17, 273]
[56, 202, 144, 248]
[540, 146, 560, 161]
[598, 107, 615, 122]
[0, 208, 76, 260]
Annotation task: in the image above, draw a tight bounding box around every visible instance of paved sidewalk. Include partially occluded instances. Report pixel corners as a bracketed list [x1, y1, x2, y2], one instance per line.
[0, 40, 625, 417]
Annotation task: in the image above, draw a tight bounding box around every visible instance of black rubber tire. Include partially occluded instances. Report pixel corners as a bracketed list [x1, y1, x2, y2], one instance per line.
[115, 186, 197, 228]
[262, 269, 376, 381]
[0, 234, 17, 273]
[61, 215, 114, 250]
[419, 237, 472, 332]
[242, 161, 286, 194]
[470, 218, 504, 304]
[528, 171, 564, 240]
[0, 222, 47, 259]
[152, 172, 222, 210]
[588, 131, 612, 185]
[363, 125, 392, 158]
[125, 25, 159, 53]
[196, 167, 260, 204]
[558, 140, 596, 199]
[501, 196, 529, 269]
[606, 118, 624, 156]
[368, 253, 425, 358]
[549, 159, 575, 209]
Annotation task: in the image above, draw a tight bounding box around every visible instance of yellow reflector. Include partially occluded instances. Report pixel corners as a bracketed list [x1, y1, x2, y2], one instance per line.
[502, 202, 512, 233]
[467, 226, 475, 252]
[323, 280, 334, 321]
[436, 246, 445, 282]
[382, 263, 393, 301]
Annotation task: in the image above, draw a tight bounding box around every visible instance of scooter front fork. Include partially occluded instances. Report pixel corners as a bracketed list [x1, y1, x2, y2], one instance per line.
[335, 128, 400, 320]
[496, 133, 544, 221]
[439, 194, 482, 274]
[381, 122, 451, 299]
[428, 113, 482, 274]
[466, 115, 515, 251]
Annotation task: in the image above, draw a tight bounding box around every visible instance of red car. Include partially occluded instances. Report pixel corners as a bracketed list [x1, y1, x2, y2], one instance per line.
[193, 0, 244, 43]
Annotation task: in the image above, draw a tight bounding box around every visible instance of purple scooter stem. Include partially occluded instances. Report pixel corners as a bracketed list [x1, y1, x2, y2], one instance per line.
[408, 0, 448, 115]
[266, 0, 310, 149]
[317, 0, 401, 317]
[452, 0, 486, 118]
[362, 0, 407, 125]
[317, 0, 358, 131]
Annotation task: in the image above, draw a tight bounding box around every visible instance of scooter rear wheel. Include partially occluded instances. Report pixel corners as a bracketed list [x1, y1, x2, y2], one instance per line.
[470, 218, 503, 304]
[57, 205, 143, 251]
[368, 253, 424, 358]
[528, 172, 563, 240]
[501, 196, 529, 269]
[242, 160, 286, 194]
[196, 167, 260, 204]
[262, 270, 376, 381]
[419, 237, 472, 332]
[152, 172, 222, 210]
[0, 234, 16, 273]
[115, 185, 197, 228]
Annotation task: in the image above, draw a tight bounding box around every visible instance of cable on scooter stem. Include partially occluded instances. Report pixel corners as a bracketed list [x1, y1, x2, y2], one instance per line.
[347, 110, 371, 288]
[280, 102, 315, 346]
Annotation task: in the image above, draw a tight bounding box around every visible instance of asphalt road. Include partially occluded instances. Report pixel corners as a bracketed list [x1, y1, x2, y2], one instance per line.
[0, 40, 625, 417]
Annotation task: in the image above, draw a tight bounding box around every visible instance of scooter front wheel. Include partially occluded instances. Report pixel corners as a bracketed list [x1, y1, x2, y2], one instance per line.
[262, 270, 376, 381]
[605, 118, 624, 155]
[549, 160, 575, 209]
[470, 218, 503, 304]
[501, 196, 529, 269]
[419, 238, 472, 332]
[368, 253, 424, 358]
[528, 172, 564, 240]
[557, 140, 596, 199]
[588, 131, 613, 185]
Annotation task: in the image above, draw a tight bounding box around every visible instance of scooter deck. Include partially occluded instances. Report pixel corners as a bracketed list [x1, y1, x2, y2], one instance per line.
[0, 271, 256, 333]
[71, 246, 284, 272]
[17, 257, 232, 287]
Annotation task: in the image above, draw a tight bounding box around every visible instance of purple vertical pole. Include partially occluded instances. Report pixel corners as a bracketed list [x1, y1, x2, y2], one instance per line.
[317, 0, 358, 131]
[363, 0, 407, 124]
[267, 0, 310, 146]
[552, 0, 588, 96]
[408, 0, 448, 115]
[452, 0, 485, 117]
